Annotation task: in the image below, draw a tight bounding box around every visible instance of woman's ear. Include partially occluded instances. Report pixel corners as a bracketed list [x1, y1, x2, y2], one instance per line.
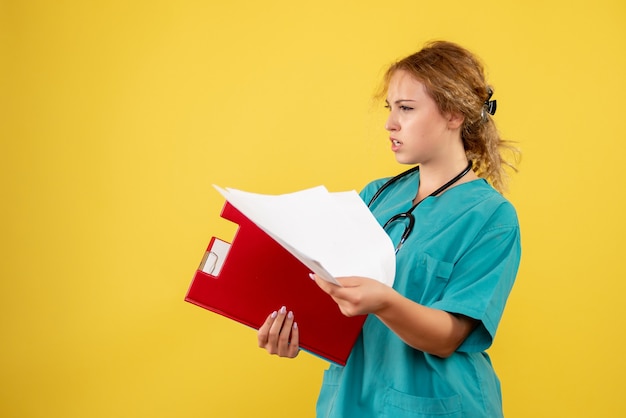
[447, 112, 465, 130]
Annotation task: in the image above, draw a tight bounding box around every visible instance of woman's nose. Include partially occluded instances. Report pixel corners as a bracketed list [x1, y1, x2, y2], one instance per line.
[385, 112, 398, 132]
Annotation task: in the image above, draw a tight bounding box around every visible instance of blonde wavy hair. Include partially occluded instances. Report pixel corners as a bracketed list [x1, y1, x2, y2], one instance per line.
[377, 40, 519, 193]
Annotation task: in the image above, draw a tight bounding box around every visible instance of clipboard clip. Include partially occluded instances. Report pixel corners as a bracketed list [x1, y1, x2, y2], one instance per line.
[200, 251, 219, 275]
[198, 238, 231, 276]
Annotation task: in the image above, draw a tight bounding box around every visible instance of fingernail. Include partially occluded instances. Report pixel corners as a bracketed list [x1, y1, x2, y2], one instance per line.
[309, 273, 315, 280]
[271, 311, 277, 319]
[293, 322, 298, 329]
[287, 311, 293, 319]
[279, 306, 286, 314]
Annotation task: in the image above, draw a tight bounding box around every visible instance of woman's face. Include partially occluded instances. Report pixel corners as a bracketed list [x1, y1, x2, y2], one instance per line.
[384, 70, 461, 166]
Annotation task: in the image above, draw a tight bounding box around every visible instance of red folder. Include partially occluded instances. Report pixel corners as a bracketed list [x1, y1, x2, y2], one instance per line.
[185, 201, 366, 365]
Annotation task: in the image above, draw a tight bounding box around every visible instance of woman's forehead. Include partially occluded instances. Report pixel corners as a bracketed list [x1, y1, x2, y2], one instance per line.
[386, 70, 427, 100]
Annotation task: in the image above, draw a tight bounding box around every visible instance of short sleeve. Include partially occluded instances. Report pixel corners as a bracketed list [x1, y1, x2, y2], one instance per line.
[430, 203, 521, 352]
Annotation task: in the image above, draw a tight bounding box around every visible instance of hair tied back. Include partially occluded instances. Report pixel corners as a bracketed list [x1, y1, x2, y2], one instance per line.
[482, 87, 497, 120]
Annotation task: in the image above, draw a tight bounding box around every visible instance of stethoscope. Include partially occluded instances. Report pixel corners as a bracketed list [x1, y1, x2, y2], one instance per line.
[367, 160, 473, 253]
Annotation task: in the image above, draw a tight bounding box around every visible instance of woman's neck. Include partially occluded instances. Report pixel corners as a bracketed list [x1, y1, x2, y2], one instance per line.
[414, 158, 477, 203]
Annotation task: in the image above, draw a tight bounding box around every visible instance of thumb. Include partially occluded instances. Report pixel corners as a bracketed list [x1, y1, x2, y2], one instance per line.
[335, 276, 364, 287]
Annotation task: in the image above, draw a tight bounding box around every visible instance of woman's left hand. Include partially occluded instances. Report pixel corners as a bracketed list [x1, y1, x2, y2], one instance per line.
[311, 274, 394, 317]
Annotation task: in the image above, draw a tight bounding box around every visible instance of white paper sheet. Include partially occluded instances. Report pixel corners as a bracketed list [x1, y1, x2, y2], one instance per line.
[214, 185, 396, 287]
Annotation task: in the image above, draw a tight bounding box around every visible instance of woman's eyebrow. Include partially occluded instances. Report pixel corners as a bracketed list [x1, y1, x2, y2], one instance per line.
[386, 99, 418, 105]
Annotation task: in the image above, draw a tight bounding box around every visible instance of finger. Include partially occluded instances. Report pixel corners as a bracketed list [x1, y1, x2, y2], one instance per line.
[287, 321, 300, 358]
[335, 276, 363, 287]
[311, 274, 340, 295]
[257, 310, 278, 347]
[267, 306, 288, 354]
[277, 310, 296, 356]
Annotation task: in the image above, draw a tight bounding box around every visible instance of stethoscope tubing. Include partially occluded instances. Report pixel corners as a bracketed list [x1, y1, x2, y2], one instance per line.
[368, 161, 473, 253]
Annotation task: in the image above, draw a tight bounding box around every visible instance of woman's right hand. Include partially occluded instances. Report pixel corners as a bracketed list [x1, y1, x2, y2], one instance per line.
[257, 306, 300, 358]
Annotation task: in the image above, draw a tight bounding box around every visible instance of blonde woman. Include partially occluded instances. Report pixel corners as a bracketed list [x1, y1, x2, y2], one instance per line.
[259, 41, 521, 418]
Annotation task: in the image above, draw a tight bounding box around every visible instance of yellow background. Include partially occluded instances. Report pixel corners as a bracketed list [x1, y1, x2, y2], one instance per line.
[2, 1, 625, 417]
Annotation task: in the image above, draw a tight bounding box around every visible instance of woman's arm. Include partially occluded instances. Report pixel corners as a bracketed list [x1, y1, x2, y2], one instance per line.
[313, 275, 477, 358]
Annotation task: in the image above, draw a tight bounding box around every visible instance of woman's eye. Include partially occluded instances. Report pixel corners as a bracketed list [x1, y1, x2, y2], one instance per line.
[384, 104, 413, 111]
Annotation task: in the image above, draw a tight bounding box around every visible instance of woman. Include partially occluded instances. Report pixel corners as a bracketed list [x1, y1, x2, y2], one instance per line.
[258, 40, 521, 418]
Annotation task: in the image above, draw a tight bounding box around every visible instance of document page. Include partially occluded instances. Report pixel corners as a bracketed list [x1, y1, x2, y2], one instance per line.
[214, 185, 396, 287]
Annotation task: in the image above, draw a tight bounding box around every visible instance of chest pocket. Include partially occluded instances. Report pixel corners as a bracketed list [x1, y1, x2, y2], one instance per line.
[382, 388, 463, 418]
[399, 252, 454, 305]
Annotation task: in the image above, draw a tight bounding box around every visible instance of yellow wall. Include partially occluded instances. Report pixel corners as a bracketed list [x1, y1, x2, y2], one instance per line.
[2, 1, 625, 417]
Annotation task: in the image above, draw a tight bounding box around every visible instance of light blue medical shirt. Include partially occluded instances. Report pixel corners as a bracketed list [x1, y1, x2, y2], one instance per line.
[316, 169, 521, 418]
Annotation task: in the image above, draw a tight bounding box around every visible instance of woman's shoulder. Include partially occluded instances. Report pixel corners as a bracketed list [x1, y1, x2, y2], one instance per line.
[461, 180, 519, 226]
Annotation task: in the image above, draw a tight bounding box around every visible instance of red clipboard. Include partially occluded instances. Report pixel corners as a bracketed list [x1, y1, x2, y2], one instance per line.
[185, 202, 366, 365]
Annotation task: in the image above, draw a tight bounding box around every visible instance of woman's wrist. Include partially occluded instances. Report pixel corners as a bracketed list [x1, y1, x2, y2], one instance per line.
[373, 285, 399, 317]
